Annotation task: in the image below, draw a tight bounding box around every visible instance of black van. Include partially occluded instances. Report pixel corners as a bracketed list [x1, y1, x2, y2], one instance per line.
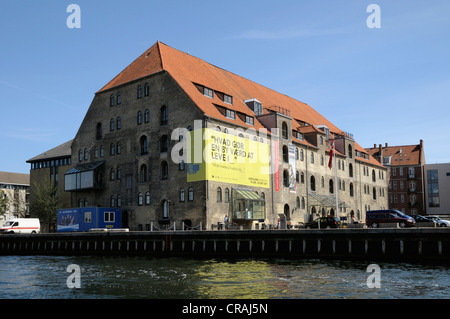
[366, 210, 415, 228]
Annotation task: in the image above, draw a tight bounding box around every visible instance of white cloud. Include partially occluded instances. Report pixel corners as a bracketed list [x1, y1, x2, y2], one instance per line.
[229, 27, 348, 40]
[0, 80, 78, 111]
[3, 128, 54, 142]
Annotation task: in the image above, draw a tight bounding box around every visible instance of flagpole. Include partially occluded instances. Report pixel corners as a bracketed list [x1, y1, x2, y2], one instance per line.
[334, 146, 339, 219]
[329, 138, 339, 218]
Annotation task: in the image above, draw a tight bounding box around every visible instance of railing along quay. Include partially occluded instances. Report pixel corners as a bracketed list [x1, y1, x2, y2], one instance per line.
[0, 228, 449, 264]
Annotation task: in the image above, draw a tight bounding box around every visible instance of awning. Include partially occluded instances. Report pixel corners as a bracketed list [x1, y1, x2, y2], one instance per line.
[308, 193, 337, 207]
[308, 193, 349, 208]
[65, 161, 104, 175]
[232, 188, 264, 201]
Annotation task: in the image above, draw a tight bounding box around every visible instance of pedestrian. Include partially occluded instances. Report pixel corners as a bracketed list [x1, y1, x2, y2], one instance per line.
[224, 215, 229, 229]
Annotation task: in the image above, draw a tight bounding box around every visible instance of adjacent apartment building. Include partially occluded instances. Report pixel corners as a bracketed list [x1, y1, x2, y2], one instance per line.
[424, 163, 450, 216]
[28, 41, 388, 230]
[366, 140, 426, 215]
[0, 171, 30, 222]
[26, 140, 73, 214]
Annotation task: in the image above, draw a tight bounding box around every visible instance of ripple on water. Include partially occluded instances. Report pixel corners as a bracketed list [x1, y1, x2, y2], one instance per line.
[0, 256, 449, 299]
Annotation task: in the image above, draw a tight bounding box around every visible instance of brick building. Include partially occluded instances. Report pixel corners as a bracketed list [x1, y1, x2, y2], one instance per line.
[366, 140, 426, 215]
[29, 41, 388, 230]
[26, 140, 73, 230]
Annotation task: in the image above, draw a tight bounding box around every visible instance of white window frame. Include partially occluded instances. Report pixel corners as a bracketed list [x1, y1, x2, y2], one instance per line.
[104, 211, 115, 223]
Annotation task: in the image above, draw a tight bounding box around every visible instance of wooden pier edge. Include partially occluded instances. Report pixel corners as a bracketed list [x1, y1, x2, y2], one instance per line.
[1, 228, 449, 264]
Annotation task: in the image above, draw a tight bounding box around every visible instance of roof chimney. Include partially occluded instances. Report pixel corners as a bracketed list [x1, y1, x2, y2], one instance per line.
[385, 143, 388, 148]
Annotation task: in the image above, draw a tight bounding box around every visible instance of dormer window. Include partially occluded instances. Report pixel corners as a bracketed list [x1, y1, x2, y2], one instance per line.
[224, 94, 233, 105]
[245, 115, 254, 125]
[296, 132, 304, 140]
[244, 98, 263, 116]
[204, 87, 213, 98]
[317, 125, 330, 140]
[254, 101, 262, 115]
[226, 109, 235, 120]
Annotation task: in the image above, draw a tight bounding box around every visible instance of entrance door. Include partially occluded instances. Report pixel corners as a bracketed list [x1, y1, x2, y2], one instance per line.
[284, 204, 290, 221]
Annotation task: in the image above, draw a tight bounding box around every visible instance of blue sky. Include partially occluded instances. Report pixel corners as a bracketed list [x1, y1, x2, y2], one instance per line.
[1, 0, 449, 174]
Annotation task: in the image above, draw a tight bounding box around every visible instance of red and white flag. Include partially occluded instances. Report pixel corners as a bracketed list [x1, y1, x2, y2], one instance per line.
[328, 139, 335, 169]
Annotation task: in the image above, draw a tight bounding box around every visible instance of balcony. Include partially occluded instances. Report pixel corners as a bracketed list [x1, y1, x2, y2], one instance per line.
[64, 161, 105, 191]
[231, 188, 266, 221]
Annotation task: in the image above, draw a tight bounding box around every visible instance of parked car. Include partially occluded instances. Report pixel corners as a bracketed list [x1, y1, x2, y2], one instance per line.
[305, 217, 341, 229]
[412, 215, 434, 223]
[427, 216, 450, 227]
[411, 215, 436, 227]
[366, 210, 415, 228]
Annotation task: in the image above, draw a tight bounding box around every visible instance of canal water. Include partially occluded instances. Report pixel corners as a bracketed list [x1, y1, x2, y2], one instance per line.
[0, 255, 449, 299]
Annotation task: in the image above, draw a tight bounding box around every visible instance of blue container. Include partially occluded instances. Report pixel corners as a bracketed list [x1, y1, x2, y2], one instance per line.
[57, 207, 122, 232]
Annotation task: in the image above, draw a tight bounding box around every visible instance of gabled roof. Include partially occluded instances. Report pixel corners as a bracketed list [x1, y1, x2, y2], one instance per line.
[27, 140, 73, 163]
[0, 171, 30, 186]
[97, 41, 382, 166]
[97, 41, 341, 131]
[366, 142, 425, 166]
[98, 42, 164, 92]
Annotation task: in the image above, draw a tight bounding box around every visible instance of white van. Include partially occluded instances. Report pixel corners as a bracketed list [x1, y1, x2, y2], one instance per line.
[0, 218, 41, 234]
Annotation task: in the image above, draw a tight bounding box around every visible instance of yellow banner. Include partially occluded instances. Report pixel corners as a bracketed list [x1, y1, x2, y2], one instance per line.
[186, 129, 270, 188]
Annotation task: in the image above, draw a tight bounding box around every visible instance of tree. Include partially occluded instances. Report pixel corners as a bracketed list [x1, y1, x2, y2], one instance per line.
[30, 179, 59, 232]
[13, 191, 27, 218]
[0, 190, 9, 217]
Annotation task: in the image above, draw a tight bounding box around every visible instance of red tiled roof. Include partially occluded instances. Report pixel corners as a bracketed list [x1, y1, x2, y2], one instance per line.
[291, 135, 317, 149]
[98, 42, 164, 93]
[366, 143, 424, 166]
[98, 41, 383, 167]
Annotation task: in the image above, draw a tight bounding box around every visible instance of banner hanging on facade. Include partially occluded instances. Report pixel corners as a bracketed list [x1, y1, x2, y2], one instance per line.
[288, 143, 296, 193]
[274, 139, 279, 191]
[186, 129, 270, 188]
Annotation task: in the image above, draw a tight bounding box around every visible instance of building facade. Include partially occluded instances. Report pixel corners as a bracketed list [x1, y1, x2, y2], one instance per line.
[0, 171, 30, 222]
[424, 163, 450, 216]
[366, 141, 426, 215]
[26, 140, 73, 228]
[29, 41, 388, 230]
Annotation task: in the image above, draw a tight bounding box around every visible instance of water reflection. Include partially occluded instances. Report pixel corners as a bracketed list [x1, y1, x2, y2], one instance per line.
[195, 259, 276, 299]
[0, 256, 449, 299]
